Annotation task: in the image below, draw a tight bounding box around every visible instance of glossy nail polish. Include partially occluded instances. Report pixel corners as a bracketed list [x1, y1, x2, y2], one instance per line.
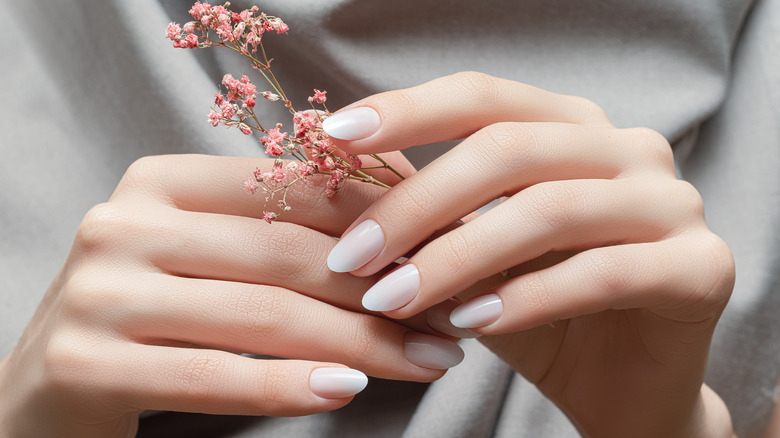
[309, 368, 368, 398]
[426, 299, 481, 338]
[404, 333, 465, 370]
[450, 294, 503, 328]
[327, 219, 385, 273]
[362, 264, 420, 312]
[322, 107, 381, 140]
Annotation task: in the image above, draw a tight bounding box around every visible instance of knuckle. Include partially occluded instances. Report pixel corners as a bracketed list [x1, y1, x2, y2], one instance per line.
[569, 95, 610, 125]
[44, 331, 102, 393]
[449, 71, 502, 104]
[525, 183, 586, 231]
[388, 88, 428, 122]
[439, 232, 477, 273]
[60, 269, 115, 320]
[668, 233, 735, 320]
[120, 156, 164, 192]
[346, 317, 385, 364]
[228, 286, 292, 341]
[477, 122, 536, 167]
[75, 203, 133, 253]
[696, 233, 736, 306]
[254, 361, 286, 412]
[581, 250, 631, 303]
[519, 273, 555, 316]
[669, 179, 705, 219]
[250, 224, 315, 279]
[174, 354, 228, 402]
[386, 182, 437, 223]
[472, 122, 544, 175]
[625, 127, 675, 169]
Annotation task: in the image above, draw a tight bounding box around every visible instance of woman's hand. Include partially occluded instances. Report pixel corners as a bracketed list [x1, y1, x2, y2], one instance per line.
[0, 154, 463, 438]
[322, 72, 736, 437]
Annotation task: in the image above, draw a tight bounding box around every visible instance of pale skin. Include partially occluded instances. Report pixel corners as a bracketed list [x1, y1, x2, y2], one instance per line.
[328, 72, 738, 437]
[0, 72, 738, 437]
[0, 154, 448, 437]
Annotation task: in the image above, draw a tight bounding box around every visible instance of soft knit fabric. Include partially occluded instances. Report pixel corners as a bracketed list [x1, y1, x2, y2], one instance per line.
[1, 0, 778, 436]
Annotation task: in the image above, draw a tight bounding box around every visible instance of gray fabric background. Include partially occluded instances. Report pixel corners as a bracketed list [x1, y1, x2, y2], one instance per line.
[1, 0, 778, 436]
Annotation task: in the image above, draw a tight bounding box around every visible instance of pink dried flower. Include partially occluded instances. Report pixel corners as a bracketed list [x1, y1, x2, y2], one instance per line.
[263, 211, 278, 224]
[239, 123, 252, 135]
[246, 31, 262, 49]
[259, 124, 288, 156]
[220, 102, 235, 119]
[308, 89, 327, 104]
[183, 21, 197, 33]
[326, 171, 344, 198]
[239, 75, 257, 95]
[261, 91, 279, 101]
[299, 162, 314, 177]
[244, 177, 259, 194]
[216, 23, 234, 41]
[166, 22, 182, 40]
[184, 33, 199, 48]
[208, 109, 221, 127]
[169, 2, 400, 222]
[223, 74, 240, 91]
[189, 2, 211, 20]
[265, 18, 289, 34]
[349, 154, 362, 171]
[273, 162, 286, 182]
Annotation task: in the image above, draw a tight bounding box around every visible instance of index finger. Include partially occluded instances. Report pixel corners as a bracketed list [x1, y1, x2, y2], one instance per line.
[322, 71, 613, 154]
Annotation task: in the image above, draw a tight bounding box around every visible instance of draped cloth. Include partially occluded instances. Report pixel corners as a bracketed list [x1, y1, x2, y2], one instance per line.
[1, 0, 777, 436]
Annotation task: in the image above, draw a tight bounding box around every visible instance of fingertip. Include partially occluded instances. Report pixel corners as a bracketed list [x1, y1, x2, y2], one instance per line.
[309, 367, 368, 399]
[450, 294, 503, 329]
[327, 219, 385, 273]
[322, 107, 381, 141]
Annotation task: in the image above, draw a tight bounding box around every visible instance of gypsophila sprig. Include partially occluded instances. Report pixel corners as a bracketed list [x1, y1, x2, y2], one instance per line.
[167, 1, 401, 223]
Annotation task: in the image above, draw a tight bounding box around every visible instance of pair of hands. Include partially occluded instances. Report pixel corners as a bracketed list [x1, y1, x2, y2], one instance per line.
[0, 72, 735, 437]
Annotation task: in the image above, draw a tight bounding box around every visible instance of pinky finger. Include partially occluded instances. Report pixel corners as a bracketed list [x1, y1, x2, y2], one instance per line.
[449, 232, 734, 334]
[107, 344, 367, 417]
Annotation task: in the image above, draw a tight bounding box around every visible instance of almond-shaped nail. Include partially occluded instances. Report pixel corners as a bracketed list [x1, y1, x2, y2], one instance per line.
[404, 333, 464, 370]
[426, 299, 481, 338]
[327, 219, 385, 273]
[322, 107, 380, 141]
[309, 368, 368, 399]
[362, 264, 419, 312]
[450, 294, 503, 328]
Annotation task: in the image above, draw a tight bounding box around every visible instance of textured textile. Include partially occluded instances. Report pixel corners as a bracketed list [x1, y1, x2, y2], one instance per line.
[1, 0, 778, 436]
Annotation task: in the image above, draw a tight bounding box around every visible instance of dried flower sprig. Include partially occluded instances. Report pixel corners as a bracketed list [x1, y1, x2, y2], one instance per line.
[166, 1, 401, 222]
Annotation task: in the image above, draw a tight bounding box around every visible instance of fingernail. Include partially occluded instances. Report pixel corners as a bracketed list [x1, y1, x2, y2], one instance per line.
[327, 219, 385, 273]
[426, 299, 481, 338]
[450, 294, 503, 328]
[404, 333, 465, 370]
[310, 368, 368, 399]
[362, 264, 419, 312]
[322, 107, 380, 140]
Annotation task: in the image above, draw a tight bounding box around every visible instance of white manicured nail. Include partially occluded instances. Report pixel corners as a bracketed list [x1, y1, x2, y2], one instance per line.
[404, 333, 465, 370]
[327, 219, 385, 273]
[362, 264, 419, 312]
[310, 368, 368, 399]
[322, 107, 380, 140]
[426, 299, 480, 338]
[450, 294, 503, 328]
